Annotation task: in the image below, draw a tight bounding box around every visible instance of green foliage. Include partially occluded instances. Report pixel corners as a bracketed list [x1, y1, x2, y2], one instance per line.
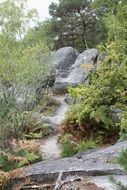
[17, 149, 40, 164]
[25, 133, 42, 139]
[61, 2, 127, 182]
[48, 0, 107, 51]
[0, 0, 53, 149]
[76, 139, 98, 153]
[110, 149, 127, 190]
[93, 0, 121, 15]
[34, 90, 60, 116]
[60, 134, 99, 158]
[0, 0, 38, 39]
[67, 0, 127, 130]
[60, 134, 77, 158]
[62, 0, 127, 178]
[117, 149, 127, 172]
[25, 125, 53, 139]
[0, 90, 27, 147]
[0, 149, 40, 172]
[24, 20, 54, 50]
[120, 111, 127, 137]
[94, 0, 127, 54]
[110, 175, 127, 190]
[61, 140, 77, 158]
[0, 0, 53, 179]
[65, 37, 127, 141]
[67, 59, 127, 133]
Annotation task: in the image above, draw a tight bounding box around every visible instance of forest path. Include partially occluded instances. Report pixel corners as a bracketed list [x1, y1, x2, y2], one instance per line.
[40, 95, 69, 160]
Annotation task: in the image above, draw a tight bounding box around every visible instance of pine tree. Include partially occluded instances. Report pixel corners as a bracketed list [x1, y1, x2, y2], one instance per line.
[48, 0, 106, 51]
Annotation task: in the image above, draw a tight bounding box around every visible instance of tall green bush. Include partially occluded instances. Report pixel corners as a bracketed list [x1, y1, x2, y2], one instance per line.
[66, 56, 127, 138]
[0, 0, 53, 149]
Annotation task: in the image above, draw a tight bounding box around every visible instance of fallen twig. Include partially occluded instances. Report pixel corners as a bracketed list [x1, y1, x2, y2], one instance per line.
[54, 170, 63, 190]
[54, 173, 82, 190]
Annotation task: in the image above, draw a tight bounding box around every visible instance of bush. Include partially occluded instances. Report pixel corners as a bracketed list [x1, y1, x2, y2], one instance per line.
[62, 53, 127, 143]
[60, 134, 78, 158]
[61, 141, 77, 158]
[0, 169, 25, 190]
[60, 134, 99, 158]
[0, 0, 54, 150]
[0, 140, 41, 172]
[34, 90, 60, 116]
[76, 139, 98, 153]
[0, 171, 10, 190]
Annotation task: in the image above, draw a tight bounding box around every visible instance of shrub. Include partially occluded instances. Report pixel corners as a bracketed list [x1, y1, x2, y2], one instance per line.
[0, 171, 10, 190]
[76, 139, 98, 153]
[61, 141, 77, 158]
[60, 134, 78, 158]
[60, 134, 99, 158]
[62, 54, 127, 143]
[0, 0, 53, 150]
[0, 168, 25, 190]
[0, 139, 41, 173]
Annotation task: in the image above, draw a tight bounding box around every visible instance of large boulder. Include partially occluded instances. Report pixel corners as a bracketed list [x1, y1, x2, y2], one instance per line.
[52, 47, 79, 78]
[12, 141, 127, 189]
[23, 141, 127, 182]
[72, 48, 98, 69]
[53, 48, 99, 94]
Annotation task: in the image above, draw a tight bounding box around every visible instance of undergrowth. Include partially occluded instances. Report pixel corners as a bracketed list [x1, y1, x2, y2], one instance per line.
[61, 46, 127, 144]
[60, 134, 99, 158]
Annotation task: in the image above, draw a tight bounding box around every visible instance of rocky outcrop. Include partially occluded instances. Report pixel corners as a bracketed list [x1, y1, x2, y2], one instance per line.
[23, 141, 127, 183]
[52, 47, 78, 78]
[72, 48, 98, 69]
[12, 142, 125, 188]
[53, 48, 99, 94]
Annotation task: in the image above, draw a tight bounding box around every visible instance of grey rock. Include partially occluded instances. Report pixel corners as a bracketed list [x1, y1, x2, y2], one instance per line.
[24, 162, 124, 183]
[67, 67, 89, 85]
[66, 48, 99, 85]
[65, 94, 74, 105]
[53, 48, 99, 94]
[22, 141, 127, 183]
[111, 108, 122, 121]
[52, 47, 78, 78]
[53, 78, 69, 94]
[72, 48, 99, 69]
